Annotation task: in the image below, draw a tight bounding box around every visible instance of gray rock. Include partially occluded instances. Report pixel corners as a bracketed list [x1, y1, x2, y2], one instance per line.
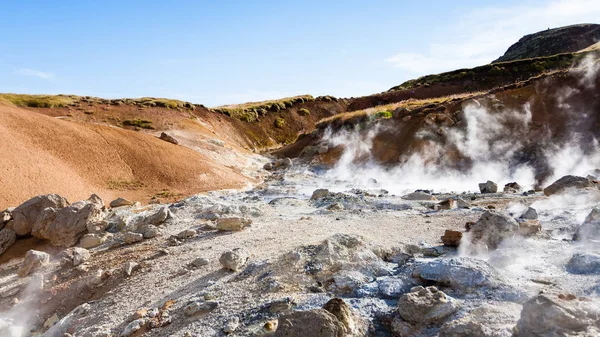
[398, 286, 460, 324]
[31, 195, 105, 247]
[139, 225, 160, 239]
[18, 249, 50, 277]
[574, 207, 600, 241]
[159, 132, 178, 145]
[566, 253, 600, 274]
[12, 194, 69, 236]
[514, 292, 600, 336]
[543, 175, 596, 196]
[120, 318, 147, 337]
[520, 207, 538, 220]
[274, 308, 346, 337]
[469, 211, 519, 249]
[0, 229, 16, 255]
[79, 233, 106, 248]
[144, 206, 170, 226]
[440, 302, 521, 337]
[123, 232, 143, 244]
[61, 247, 90, 267]
[191, 257, 210, 268]
[176, 228, 197, 239]
[184, 301, 218, 316]
[412, 257, 500, 290]
[123, 261, 139, 276]
[479, 180, 498, 193]
[220, 248, 249, 271]
[402, 192, 438, 201]
[311, 188, 330, 200]
[223, 316, 239, 334]
[456, 198, 471, 209]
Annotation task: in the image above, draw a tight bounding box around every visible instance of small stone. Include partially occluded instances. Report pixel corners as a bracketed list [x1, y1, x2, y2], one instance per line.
[191, 257, 210, 268]
[518, 220, 542, 236]
[123, 232, 143, 244]
[132, 308, 148, 320]
[456, 198, 471, 209]
[140, 225, 160, 239]
[79, 233, 106, 248]
[123, 261, 139, 276]
[61, 247, 91, 267]
[176, 229, 197, 239]
[220, 248, 249, 271]
[184, 301, 218, 316]
[269, 298, 295, 313]
[439, 198, 455, 210]
[397, 286, 460, 324]
[110, 198, 134, 208]
[216, 217, 251, 231]
[479, 180, 498, 193]
[223, 316, 239, 334]
[521, 207, 538, 220]
[441, 230, 462, 247]
[159, 132, 179, 145]
[322, 298, 356, 334]
[503, 182, 522, 193]
[120, 318, 146, 337]
[145, 206, 170, 226]
[18, 250, 50, 277]
[311, 188, 330, 200]
[402, 192, 437, 201]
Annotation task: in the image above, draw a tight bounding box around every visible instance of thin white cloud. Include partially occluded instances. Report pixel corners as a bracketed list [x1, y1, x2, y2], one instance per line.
[15, 68, 54, 80]
[386, 0, 600, 75]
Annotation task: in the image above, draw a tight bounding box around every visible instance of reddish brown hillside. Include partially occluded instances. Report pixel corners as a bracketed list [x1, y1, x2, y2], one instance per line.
[0, 103, 251, 209]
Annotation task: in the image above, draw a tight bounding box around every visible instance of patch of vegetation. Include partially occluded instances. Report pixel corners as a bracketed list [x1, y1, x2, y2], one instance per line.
[274, 117, 286, 128]
[106, 180, 146, 191]
[298, 108, 310, 116]
[211, 95, 315, 122]
[0, 93, 77, 108]
[389, 51, 595, 91]
[374, 110, 393, 119]
[122, 119, 155, 129]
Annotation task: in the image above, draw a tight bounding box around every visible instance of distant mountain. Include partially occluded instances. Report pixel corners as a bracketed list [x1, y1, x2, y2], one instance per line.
[494, 23, 600, 63]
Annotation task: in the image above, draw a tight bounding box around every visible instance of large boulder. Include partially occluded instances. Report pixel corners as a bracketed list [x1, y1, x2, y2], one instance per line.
[514, 293, 600, 336]
[31, 195, 104, 247]
[397, 286, 460, 324]
[439, 302, 521, 337]
[12, 194, 69, 236]
[412, 257, 500, 290]
[469, 211, 519, 249]
[18, 249, 50, 277]
[543, 175, 596, 196]
[566, 253, 600, 274]
[268, 234, 390, 294]
[220, 248, 249, 271]
[274, 309, 347, 337]
[574, 207, 600, 241]
[479, 181, 498, 194]
[0, 229, 16, 255]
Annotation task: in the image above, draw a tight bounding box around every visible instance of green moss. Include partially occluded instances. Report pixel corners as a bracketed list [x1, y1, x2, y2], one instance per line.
[274, 117, 286, 128]
[374, 110, 393, 119]
[122, 119, 155, 129]
[298, 108, 310, 116]
[211, 95, 315, 122]
[0, 94, 76, 108]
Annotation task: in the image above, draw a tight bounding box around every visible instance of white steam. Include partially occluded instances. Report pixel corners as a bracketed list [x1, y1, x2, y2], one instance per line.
[317, 54, 600, 194]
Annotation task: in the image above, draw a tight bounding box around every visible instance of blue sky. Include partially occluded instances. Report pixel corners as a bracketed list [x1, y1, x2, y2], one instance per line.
[1, 0, 599, 106]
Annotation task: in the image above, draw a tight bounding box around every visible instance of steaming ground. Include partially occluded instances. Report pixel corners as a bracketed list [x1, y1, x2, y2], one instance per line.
[1, 160, 600, 336]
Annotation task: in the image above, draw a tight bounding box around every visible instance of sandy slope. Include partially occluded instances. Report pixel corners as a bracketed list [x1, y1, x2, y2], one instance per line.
[0, 103, 252, 209]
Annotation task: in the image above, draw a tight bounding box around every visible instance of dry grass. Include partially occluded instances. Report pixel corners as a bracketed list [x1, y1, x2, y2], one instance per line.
[211, 95, 315, 122]
[316, 92, 483, 127]
[0, 93, 78, 108]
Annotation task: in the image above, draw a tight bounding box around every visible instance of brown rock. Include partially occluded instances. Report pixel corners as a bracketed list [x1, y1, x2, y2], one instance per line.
[216, 217, 252, 231]
[441, 230, 462, 247]
[274, 308, 346, 337]
[159, 132, 178, 145]
[518, 220, 542, 236]
[503, 182, 522, 193]
[110, 197, 134, 208]
[439, 198, 455, 210]
[543, 175, 595, 196]
[322, 298, 356, 335]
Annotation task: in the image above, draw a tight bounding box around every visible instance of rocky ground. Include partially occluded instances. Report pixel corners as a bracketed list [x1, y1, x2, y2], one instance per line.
[1, 159, 600, 337]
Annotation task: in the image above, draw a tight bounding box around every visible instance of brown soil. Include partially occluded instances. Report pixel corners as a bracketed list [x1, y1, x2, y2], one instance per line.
[0, 103, 251, 209]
